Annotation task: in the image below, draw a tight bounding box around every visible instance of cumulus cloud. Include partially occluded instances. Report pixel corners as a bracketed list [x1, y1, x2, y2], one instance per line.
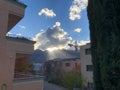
[67, 40, 90, 51]
[74, 28, 82, 33]
[54, 22, 61, 27]
[78, 40, 90, 46]
[18, 25, 26, 29]
[34, 22, 72, 50]
[69, 0, 88, 20]
[38, 8, 56, 17]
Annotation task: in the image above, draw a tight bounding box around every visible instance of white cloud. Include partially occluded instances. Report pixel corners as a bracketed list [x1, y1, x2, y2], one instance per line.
[67, 40, 90, 50]
[18, 25, 26, 29]
[74, 28, 82, 33]
[69, 0, 88, 20]
[34, 22, 72, 50]
[38, 8, 56, 17]
[78, 40, 90, 46]
[54, 22, 61, 27]
[16, 33, 22, 36]
[6, 32, 12, 36]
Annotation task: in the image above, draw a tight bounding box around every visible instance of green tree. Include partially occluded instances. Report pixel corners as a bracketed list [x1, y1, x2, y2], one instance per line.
[87, 0, 120, 90]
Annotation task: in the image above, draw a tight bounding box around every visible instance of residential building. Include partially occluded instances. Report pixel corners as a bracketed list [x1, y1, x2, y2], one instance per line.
[43, 58, 81, 79]
[0, 0, 43, 90]
[80, 43, 93, 89]
[61, 58, 81, 73]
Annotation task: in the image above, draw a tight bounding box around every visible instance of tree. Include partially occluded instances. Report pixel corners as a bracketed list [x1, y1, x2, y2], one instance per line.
[87, 0, 120, 90]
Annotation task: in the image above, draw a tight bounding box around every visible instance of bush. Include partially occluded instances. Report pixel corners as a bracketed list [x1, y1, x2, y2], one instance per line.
[62, 72, 83, 90]
[46, 71, 83, 90]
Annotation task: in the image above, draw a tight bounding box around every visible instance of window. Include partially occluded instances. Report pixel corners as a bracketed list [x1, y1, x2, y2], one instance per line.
[86, 65, 93, 71]
[1, 84, 7, 90]
[85, 48, 91, 55]
[88, 82, 94, 89]
[51, 63, 54, 67]
[65, 63, 70, 67]
[75, 63, 77, 67]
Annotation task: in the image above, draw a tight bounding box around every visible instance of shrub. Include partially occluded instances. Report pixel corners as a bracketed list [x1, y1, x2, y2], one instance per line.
[62, 72, 83, 90]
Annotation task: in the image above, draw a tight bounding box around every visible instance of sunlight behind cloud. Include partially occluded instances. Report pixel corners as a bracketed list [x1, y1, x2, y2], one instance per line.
[46, 47, 58, 52]
[34, 22, 72, 50]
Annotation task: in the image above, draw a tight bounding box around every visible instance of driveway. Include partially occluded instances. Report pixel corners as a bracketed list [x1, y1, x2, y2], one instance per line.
[43, 81, 68, 90]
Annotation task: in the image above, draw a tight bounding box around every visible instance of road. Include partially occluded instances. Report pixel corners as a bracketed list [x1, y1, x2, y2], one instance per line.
[43, 81, 68, 90]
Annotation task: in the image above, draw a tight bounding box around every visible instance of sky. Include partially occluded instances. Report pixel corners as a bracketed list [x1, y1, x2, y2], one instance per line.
[8, 0, 90, 51]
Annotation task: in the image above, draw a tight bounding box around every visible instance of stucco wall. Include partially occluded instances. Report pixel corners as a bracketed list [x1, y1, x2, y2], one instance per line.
[80, 44, 93, 86]
[7, 40, 34, 78]
[0, 0, 25, 17]
[0, 1, 27, 90]
[62, 59, 81, 73]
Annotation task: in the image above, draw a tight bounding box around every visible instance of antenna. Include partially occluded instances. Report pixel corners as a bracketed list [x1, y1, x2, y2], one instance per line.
[68, 41, 80, 51]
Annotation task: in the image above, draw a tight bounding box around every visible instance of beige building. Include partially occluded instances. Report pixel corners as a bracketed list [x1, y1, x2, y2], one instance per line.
[80, 43, 93, 89]
[61, 58, 81, 73]
[43, 58, 80, 81]
[0, 0, 43, 90]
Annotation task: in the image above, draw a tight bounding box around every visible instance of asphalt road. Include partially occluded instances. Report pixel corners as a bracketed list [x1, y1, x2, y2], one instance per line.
[43, 81, 68, 90]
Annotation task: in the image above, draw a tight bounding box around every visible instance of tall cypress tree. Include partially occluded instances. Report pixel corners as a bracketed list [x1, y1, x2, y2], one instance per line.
[87, 0, 120, 90]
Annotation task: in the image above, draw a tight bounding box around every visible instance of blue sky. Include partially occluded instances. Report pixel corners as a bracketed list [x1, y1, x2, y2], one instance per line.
[9, 0, 90, 50]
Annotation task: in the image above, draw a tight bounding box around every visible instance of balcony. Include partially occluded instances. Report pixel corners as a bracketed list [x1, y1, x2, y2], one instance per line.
[6, 0, 27, 31]
[0, 0, 27, 32]
[6, 0, 27, 9]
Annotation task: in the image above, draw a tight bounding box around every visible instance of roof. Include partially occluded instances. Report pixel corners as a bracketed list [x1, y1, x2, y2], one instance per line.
[56, 58, 80, 62]
[45, 58, 80, 63]
[6, 36, 36, 44]
[6, 0, 27, 8]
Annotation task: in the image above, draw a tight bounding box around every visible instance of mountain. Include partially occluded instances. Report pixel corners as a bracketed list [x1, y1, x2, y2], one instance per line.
[29, 49, 80, 63]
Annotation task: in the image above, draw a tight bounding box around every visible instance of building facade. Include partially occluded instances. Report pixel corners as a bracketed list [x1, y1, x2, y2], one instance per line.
[0, 1, 26, 90]
[80, 43, 93, 89]
[0, 1, 43, 90]
[61, 58, 81, 73]
[43, 58, 81, 79]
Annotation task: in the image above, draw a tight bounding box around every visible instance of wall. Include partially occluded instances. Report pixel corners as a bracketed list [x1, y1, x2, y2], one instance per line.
[0, 1, 26, 90]
[61, 59, 81, 73]
[80, 43, 93, 87]
[7, 40, 34, 75]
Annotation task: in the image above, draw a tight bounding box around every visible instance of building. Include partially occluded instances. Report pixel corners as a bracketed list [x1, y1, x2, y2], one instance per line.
[61, 58, 81, 73]
[0, 0, 43, 90]
[43, 58, 81, 79]
[80, 43, 93, 89]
